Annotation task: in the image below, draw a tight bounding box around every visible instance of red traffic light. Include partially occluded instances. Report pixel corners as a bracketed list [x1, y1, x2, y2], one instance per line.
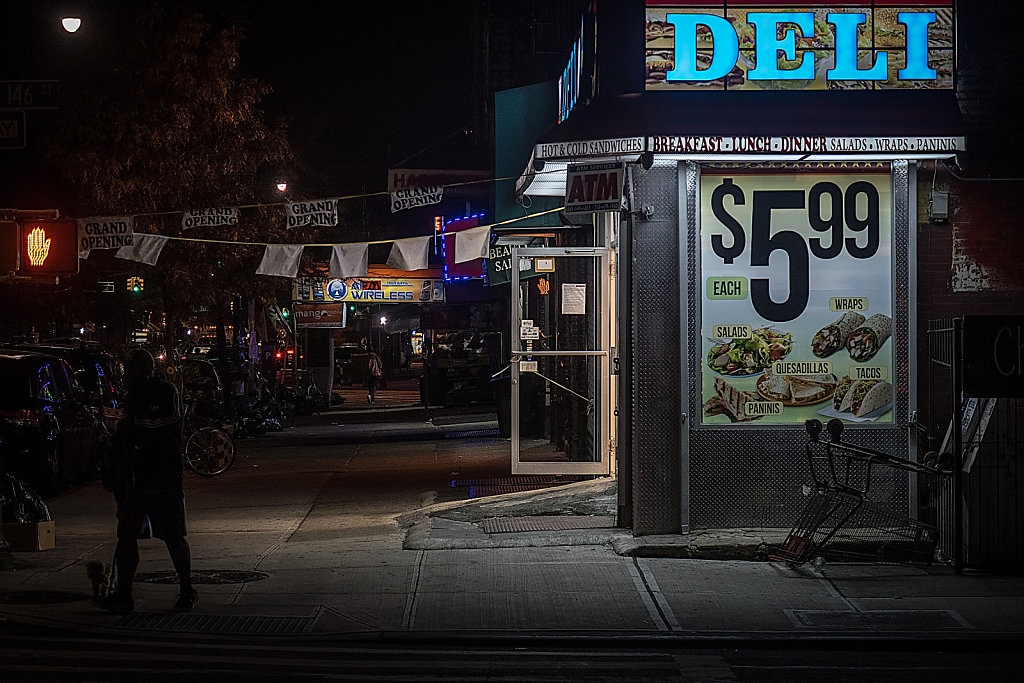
[17, 220, 79, 275]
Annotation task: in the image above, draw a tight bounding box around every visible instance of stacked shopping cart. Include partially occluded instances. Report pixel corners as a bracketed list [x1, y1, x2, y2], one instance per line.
[772, 419, 950, 566]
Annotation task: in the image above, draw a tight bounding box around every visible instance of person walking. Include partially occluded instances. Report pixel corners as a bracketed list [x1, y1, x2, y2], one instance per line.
[366, 347, 383, 403]
[97, 348, 197, 613]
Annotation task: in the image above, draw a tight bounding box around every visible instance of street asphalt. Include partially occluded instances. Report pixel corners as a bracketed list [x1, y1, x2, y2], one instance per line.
[1, 409, 1023, 645]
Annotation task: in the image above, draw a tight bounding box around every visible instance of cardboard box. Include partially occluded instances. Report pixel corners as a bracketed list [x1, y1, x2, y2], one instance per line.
[3, 521, 56, 551]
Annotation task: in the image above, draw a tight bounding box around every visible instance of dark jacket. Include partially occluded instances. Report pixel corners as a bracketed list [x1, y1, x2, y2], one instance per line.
[115, 377, 184, 491]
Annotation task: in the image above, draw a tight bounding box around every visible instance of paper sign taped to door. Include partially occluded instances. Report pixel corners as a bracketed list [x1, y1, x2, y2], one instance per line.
[561, 283, 586, 315]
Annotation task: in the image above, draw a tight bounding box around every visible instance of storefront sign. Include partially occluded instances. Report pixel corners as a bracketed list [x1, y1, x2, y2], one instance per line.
[652, 135, 964, 154]
[646, 2, 953, 91]
[699, 173, 894, 426]
[387, 169, 489, 193]
[963, 315, 1024, 398]
[564, 162, 625, 215]
[294, 302, 347, 329]
[77, 217, 134, 251]
[486, 243, 539, 286]
[559, 19, 583, 123]
[296, 277, 443, 303]
[537, 137, 644, 160]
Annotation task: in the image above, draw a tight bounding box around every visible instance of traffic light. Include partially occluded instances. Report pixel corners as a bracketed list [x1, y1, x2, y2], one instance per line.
[127, 276, 144, 293]
[17, 220, 79, 276]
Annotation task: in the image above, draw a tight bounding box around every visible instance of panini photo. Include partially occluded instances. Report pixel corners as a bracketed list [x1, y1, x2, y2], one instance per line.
[703, 377, 762, 422]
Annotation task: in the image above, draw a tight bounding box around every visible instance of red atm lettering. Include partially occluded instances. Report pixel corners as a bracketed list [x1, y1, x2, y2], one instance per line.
[568, 173, 620, 203]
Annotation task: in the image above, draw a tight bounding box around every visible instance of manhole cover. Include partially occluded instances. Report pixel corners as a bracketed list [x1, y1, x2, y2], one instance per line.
[0, 590, 89, 605]
[792, 609, 971, 630]
[482, 515, 616, 533]
[134, 569, 268, 585]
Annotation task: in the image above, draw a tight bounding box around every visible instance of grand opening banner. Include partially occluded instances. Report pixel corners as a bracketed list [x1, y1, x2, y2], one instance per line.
[646, 1, 953, 91]
[699, 172, 894, 426]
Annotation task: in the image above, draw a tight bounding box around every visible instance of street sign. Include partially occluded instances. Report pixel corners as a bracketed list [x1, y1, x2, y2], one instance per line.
[99, 281, 116, 293]
[0, 111, 26, 149]
[0, 81, 60, 110]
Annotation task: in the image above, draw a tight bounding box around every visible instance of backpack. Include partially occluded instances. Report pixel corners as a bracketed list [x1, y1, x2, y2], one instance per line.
[369, 356, 383, 379]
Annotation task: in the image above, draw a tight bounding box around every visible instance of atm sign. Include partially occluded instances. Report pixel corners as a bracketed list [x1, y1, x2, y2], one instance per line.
[564, 162, 624, 216]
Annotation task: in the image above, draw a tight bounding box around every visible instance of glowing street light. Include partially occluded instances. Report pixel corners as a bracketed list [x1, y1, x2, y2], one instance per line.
[275, 180, 288, 193]
[61, 17, 82, 33]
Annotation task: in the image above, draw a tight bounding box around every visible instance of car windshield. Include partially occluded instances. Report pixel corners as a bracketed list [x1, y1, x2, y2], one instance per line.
[0, 360, 33, 410]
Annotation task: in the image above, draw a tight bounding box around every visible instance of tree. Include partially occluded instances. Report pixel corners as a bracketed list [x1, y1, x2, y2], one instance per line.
[41, 4, 312, 350]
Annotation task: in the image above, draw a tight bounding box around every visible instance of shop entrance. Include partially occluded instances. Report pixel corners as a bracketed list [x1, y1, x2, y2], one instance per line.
[510, 247, 612, 475]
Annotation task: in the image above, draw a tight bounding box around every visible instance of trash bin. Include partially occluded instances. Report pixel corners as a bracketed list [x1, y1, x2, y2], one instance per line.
[491, 374, 511, 438]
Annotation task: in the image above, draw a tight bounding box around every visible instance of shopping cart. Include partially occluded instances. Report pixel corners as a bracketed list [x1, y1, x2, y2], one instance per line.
[772, 419, 947, 566]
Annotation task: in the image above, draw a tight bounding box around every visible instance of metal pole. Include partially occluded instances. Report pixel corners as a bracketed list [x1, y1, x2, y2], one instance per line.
[952, 317, 964, 574]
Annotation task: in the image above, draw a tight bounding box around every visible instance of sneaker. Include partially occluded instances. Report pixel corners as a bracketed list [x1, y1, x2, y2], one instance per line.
[367, 394, 372, 403]
[95, 592, 135, 614]
[172, 588, 198, 612]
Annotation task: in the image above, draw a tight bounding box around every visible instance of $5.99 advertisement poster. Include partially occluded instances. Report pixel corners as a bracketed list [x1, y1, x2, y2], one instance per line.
[700, 173, 895, 426]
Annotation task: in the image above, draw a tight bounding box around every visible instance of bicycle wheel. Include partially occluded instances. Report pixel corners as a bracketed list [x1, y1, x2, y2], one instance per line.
[185, 427, 235, 476]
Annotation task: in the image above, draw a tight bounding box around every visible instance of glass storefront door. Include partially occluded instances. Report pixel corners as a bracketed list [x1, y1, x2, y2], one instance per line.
[511, 247, 612, 475]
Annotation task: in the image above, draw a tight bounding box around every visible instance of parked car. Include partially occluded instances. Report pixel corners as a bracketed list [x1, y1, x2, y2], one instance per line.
[9, 341, 126, 431]
[0, 349, 108, 494]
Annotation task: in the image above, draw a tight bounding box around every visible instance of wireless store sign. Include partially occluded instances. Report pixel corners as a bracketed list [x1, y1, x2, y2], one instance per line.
[699, 174, 894, 426]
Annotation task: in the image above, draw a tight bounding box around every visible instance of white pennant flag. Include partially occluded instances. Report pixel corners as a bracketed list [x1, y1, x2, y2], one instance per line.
[256, 244, 304, 278]
[114, 233, 169, 266]
[454, 225, 490, 263]
[329, 243, 368, 278]
[386, 236, 431, 271]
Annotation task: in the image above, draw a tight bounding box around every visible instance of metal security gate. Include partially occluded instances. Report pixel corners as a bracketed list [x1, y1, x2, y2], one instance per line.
[510, 247, 612, 475]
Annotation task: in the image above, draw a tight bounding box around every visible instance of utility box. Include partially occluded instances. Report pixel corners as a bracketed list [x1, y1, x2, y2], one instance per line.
[3, 521, 56, 551]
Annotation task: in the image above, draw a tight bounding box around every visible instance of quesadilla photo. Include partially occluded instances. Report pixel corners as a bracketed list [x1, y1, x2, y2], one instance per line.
[846, 313, 892, 362]
[756, 368, 837, 406]
[811, 312, 865, 358]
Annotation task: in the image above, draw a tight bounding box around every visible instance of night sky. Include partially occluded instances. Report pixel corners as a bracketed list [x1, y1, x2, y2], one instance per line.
[0, 2, 487, 205]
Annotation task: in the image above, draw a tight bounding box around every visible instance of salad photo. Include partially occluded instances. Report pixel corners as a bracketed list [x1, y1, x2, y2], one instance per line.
[707, 327, 793, 376]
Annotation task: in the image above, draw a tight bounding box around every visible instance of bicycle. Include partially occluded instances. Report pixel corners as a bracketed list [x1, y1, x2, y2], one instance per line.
[182, 402, 235, 476]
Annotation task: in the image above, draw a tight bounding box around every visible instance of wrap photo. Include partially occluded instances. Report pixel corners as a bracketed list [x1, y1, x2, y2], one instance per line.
[811, 311, 865, 358]
[845, 313, 892, 362]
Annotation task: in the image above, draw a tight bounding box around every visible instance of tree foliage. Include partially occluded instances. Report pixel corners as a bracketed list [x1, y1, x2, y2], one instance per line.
[43, 4, 303, 321]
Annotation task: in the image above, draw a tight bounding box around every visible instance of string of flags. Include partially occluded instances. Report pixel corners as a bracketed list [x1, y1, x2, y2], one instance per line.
[72, 169, 566, 278]
[83, 206, 563, 279]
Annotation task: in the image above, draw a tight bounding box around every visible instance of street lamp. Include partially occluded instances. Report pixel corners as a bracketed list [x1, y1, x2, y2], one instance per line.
[61, 17, 82, 33]
[275, 180, 288, 193]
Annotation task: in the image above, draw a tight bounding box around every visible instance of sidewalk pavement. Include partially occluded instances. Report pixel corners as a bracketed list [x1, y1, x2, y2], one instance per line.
[2, 433, 1023, 643]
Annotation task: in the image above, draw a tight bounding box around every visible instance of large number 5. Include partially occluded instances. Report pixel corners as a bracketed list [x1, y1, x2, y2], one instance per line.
[750, 190, 809, 323]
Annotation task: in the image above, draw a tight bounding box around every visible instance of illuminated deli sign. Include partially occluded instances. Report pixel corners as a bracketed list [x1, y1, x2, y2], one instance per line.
[645, 1, 953, 91]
